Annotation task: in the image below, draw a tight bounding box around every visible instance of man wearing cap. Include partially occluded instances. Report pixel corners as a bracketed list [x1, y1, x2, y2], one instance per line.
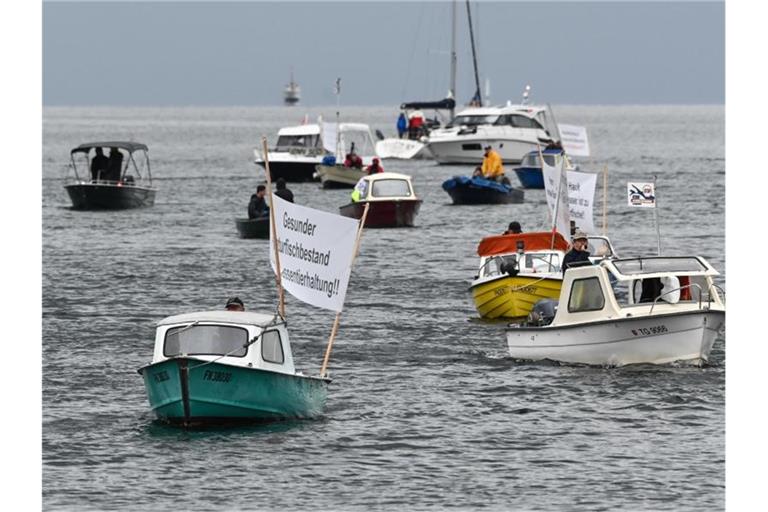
[481, 145, 504, 181]
[504, 221, 522, 235]
[225, 297, 245, 311]
[562, 231, 592, 274]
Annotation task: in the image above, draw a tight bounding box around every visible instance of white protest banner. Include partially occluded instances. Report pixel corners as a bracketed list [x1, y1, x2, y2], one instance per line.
[542, 155, 571, 239]
[269, 195, 360, 312]
[627, 182, 656, 208]
[557, 124, 591, 157]
[566, 170, 597, 234]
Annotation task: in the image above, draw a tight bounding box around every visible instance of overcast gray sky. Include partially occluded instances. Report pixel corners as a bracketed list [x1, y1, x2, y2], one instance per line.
[43, 1, 724, 106]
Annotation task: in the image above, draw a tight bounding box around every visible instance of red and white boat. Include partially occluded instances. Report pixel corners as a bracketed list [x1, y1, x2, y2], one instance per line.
[339, 172, 422, 228]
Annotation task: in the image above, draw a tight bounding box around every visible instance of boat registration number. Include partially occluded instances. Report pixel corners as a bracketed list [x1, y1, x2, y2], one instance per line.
[631, 325, 668, 336]
[203, 370, 232, 383]
[152, 370, 170, 383]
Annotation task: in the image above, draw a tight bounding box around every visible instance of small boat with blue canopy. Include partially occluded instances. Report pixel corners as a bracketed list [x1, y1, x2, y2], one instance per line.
[442, 175, 524, 204]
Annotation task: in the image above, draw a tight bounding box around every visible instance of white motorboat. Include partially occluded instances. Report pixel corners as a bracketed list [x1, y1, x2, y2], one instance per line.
[284, 69, 300, 106]
[426, 102, 559, 165]
[254, 124, 328, 182]
[375, 137, 432, 160]
[506, 256, 725, 366]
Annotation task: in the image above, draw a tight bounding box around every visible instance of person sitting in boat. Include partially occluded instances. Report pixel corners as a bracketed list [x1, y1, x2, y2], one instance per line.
[366, 157, 384, 175]
[225, 296, 245, 311]
[472, 166, 483, 178]
[274, 178, 294, 203]
[481, 145, 505, 181]
[562, 231, 592, 274]
[248, 185, 269, 219]
[504, 221, 522, 235]
[106, 147, 124, 182]
[90, 147, 109, 181]
[344, 143, 363, 169]
[350, 177, 368, 202]
[397, 112, 408, 139]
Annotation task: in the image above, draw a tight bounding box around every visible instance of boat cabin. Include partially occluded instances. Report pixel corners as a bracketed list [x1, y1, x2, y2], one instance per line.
[352, 172, 418, 203]
[152, 311, 297, 376]
[518, 148, 572, 169]
[449, 104, 552, 132]
[274, 124, 325, 155]
[552, 256, 724, 326]
[475, 232, 569, 280]
[69, 141, 151, 185]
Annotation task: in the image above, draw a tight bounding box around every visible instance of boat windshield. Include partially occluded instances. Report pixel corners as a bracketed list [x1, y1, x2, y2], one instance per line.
[611, 257, 707, 276]
[520, 152, 557, 167]
[164, 324, 249, 358]
[276, 134, 322, 150]
[454, 114, 498, 126]
[494, 114, 544, 130]
[371, 179, 412, 198]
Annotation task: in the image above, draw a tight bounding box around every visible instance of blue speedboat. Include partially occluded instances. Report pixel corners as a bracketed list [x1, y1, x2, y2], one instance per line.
[513, 147, 571, 189]
[442, 175, 524, 205]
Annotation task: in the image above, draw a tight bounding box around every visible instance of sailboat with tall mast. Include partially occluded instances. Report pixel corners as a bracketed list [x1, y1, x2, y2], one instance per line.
[425, 1, 561, 165]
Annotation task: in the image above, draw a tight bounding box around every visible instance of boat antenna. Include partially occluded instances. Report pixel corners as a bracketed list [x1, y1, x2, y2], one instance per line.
[465, 0, 482, 107]
[262, 137, 286, 319]
[335, 77, 342, 160]
[522, 84, 531, 105]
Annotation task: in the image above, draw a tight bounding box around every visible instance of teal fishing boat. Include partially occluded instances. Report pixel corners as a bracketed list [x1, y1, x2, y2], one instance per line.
[139, 137, 368, 427]
[138, 311, 329, 426]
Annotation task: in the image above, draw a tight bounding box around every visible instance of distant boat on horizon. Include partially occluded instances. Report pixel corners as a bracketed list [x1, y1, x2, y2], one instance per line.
[284, 69, 300, 106]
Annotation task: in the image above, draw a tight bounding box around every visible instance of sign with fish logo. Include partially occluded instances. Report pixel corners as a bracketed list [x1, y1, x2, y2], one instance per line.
[627, 182, 656, 208]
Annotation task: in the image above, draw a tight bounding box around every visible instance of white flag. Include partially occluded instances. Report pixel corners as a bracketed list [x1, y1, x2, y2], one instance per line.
[542, 154, 571, 240]
[269, 195, 360, 312]
[566, 170, 597, 234]
[557, 124, 591, 157]
[627, 182, 656, 208]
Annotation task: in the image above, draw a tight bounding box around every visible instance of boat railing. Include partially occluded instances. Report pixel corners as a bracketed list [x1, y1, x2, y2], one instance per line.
[707, 283, 726, 307]
[649, 283, 703, 315]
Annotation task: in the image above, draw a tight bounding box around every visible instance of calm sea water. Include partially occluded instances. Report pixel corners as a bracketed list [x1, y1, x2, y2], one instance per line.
[42, 105, 725, 511]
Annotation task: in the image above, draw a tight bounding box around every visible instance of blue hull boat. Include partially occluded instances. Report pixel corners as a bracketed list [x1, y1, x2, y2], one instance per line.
[513, 148, 567, 189]
[442, 176, 524, 205]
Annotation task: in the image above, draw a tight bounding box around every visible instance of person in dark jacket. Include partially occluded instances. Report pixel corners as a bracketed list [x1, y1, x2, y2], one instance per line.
[562, 231, 592, 274]
[504, 221, 522, 234]
[366, 157, 383, 175]
[274, 178, 294, 203]
[90, 147, 109, 181]
[248, 185, 269, 219]
[225, 296, 245, 311]
[106, 147, 124, 182]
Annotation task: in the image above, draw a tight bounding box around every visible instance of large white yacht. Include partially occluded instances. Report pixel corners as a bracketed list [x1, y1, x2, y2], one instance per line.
[425, 103, 559, 165]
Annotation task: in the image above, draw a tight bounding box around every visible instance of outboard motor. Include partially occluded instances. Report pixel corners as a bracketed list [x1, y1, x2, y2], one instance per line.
[527, 299, 558, 326]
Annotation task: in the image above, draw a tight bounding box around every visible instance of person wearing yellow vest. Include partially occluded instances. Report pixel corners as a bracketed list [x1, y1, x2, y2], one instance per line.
[351, 177, 368, 202]
[481, 145, 505, 181]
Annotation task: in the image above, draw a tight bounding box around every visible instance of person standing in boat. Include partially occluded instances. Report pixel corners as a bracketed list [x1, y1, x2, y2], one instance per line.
[397, 112, 408, 139]
[90, 147, 109, 181]
[248, 185, 269, 219]
[481, 145, 505, 181]
[274, 178, 294, 203]
[408, 110, 425, 139]
[106, 147, 124, 182]
[562, 231, 592, 274]
[366, 157, 384, 175]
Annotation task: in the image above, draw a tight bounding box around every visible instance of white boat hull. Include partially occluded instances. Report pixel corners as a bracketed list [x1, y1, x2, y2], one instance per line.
[506, 310, 725, 366]
[426, 127, 551, 164]
[375, 138, 432, 160]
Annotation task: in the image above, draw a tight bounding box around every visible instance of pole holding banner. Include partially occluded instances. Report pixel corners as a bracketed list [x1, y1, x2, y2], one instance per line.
[262, 137, 286, 319]
[320, 202, 370, 378]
